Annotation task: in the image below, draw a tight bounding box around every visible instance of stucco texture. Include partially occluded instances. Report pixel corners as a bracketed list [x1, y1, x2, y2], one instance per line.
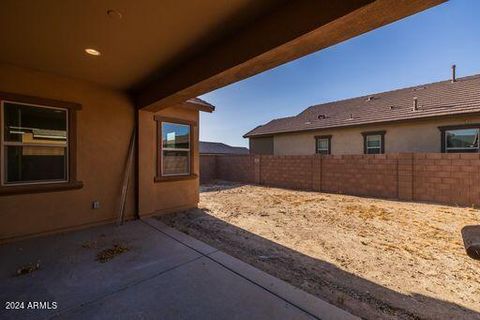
[138, 106, 200, 217]
[0, 64, 136, 242]
[249, 136, 273, 155]
[273, 116, 480, 155]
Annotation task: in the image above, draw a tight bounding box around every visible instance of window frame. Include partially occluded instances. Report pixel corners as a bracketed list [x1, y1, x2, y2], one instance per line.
[439, 124, 480, 153]
[362, 130, 385, 154]
[0, 92, 82, 195]
[161, 121, 191, 177]
[314, 135, 331, 155]
[154, 116, 197, 182]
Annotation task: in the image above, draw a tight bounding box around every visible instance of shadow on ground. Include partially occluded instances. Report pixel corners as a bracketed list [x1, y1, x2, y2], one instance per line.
[0, 220, 324, 320]
[200, 181, 248, 193]
[158, 208, 480, 320]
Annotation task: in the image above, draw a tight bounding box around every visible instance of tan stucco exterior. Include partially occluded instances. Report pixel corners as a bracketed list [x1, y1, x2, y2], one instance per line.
[0, 64, 202, 243]
[0, 64, 136, 242]
[249, 136, 273, 155]
[138, 106, 200, 217]
[271, 116, 480, 155]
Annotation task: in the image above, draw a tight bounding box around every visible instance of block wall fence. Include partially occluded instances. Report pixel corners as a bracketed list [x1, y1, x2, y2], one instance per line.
[200, 153, 480, 207]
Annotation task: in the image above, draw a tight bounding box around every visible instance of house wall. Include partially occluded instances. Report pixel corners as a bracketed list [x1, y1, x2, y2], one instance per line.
[138, 106, 200, 216]
[0, 64, 136, 242]
[272, 116, 480, 155]
[249, 136, 274, 154]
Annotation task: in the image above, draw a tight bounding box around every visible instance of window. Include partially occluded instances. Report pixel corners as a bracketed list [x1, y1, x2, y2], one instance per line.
[362, 131, 385, 154]
[365, 135, 381, 154]
[2, 102, 67, 184]
[315, 135, 331, 155]
[155, 116, 196, 181]
[162, 122, 190, 176]
[0, 92, 81, 194]
[439, 125, 480, 153]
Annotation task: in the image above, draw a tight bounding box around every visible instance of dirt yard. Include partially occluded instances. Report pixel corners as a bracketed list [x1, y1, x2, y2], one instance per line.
[158, 182, 480, 320]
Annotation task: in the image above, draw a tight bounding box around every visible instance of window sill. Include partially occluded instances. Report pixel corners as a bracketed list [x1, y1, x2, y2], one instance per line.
[154, 174, 198, 183]
[0, 180, 83, 196]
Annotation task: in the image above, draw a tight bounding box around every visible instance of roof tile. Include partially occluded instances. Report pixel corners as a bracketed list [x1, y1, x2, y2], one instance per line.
[244, 74, 480, 137]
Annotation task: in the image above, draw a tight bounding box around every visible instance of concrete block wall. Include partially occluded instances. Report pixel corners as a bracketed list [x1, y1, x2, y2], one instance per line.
[321, 154, 398, 199]
[413, 153, 480, 206]
[200, 155, 217, 184]
[260, 155, 314, 190]
[200, 153, 480, 207]
[215, 155, 256, 183]
[397, 153, 414, 201]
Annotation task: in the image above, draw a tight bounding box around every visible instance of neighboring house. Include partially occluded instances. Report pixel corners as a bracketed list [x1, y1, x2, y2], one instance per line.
[245, 69, 480, 155]
[200, 141, 249, 155]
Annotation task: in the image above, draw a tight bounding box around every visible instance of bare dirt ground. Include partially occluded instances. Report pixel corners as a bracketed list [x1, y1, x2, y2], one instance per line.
[158, 182, 480, 320]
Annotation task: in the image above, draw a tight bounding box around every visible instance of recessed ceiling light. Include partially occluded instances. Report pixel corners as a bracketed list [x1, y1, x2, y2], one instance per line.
[85, 48, 101, 56]
[107, 9, 122, 19]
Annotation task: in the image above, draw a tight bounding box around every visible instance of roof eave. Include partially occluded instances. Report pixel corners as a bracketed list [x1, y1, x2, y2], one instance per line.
[245, 110, 480, 138]
[183, 98, 215, 113]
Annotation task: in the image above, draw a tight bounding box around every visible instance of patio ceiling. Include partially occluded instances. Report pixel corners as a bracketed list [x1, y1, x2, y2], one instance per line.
[0, 0, 445, 111]
[0, 0, 279, 89]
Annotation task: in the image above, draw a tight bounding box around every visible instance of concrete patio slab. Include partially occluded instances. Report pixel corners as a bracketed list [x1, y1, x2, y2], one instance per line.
[207, 251, 356, 320]
[55, 256, 315, 320]
[145, 217, 218, 255]
[0, 221, 200, 320]
[144, 218, 359, 320]
[0, 219, 358, 320]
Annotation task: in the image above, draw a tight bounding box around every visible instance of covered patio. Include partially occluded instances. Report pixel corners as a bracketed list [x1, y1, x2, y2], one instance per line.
[0, 219, 357, 320]
[0, 1, 445, 319]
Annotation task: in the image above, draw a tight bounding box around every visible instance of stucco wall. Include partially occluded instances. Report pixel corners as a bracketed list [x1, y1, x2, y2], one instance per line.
[249, 136, 273, 154]
[138, 106, 199, 216]
[273, 116, 480, 155]
[0, 64, 136, 242]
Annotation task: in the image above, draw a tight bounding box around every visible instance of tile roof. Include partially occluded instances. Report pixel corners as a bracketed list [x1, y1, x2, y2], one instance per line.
[186, 97, 215, 112]
[244, 73, 480, 137]
[200, 141, 249, 155]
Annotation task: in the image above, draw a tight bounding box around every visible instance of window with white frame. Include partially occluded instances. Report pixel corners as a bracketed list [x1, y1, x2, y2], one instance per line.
[160, 122, 191, 176]
[1, 101, 68, 185]
[315, 136, 331, 154]
[444, 128, 479, 153]
[363, 131, 385, 154]
[365, 135, 381, 154]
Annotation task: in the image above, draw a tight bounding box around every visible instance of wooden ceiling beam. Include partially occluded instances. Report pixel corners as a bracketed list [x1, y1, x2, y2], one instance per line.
[136, 0, 446, 111]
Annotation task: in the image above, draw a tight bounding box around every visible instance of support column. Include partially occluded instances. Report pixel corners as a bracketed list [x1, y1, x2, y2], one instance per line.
[397, 153, 414, 200]
[254, 155, 261, 185]
[312, 155, 322, 192]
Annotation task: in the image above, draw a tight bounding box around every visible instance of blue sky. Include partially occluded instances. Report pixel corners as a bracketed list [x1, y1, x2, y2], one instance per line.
[200, 0, 480, 148]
